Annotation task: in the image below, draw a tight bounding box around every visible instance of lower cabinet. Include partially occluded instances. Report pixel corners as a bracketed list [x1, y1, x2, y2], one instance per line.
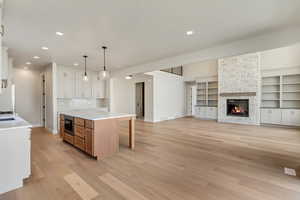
[261, 109, 300, 126]
[281, 109, 300, 126]
[194, 106, 217, 120]
[260, 109, 281, 125]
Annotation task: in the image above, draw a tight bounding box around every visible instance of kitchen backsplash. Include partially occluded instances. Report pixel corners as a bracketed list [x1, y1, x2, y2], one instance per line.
[57, 98, 108, 111]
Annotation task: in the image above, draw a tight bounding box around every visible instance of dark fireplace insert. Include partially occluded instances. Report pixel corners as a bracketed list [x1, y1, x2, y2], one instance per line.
[227, 99, 249, 117]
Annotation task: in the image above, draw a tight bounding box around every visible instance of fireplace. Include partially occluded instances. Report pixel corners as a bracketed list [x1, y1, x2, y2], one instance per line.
[227, 99, 249, 117]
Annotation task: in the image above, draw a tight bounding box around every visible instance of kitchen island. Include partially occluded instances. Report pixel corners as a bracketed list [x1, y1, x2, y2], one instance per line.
[59, 109, 135, 159]
[0, 115, 32, 194]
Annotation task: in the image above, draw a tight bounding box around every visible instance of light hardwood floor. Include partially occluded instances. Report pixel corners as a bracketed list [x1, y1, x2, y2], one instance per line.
[1, 118, 300, 200]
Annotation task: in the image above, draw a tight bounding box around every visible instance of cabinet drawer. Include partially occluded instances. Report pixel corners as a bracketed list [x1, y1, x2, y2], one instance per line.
[75, 118, 85, 127]
[63, 133, 74, 145]
[85, 120, 94, 129]
[74, 136, 85, 151]
[85, 128, 94, 155]
[75, 125, 85, 138]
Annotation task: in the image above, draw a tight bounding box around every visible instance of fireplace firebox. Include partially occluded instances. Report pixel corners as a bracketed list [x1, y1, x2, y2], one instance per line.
[227, 99, 249, 117]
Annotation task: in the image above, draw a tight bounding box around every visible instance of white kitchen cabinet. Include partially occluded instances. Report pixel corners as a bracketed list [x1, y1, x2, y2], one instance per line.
[0, 127, 31, 194]
[260, 109, 282, 125]
[75, 71, 92, 98]
[57, 67, 75, 98]
[92, 74, 105, 98]
[0, 4, 2, 94]
[1, 47, 8, 80]
[281, 109, 300, 126]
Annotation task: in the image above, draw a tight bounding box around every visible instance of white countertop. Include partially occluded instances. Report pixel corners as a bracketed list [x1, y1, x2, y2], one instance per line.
[0, 116, 32, 131]
[59, 109, 135, 121]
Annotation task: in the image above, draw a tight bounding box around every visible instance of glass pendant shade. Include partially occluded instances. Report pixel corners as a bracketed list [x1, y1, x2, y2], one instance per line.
[83, 72, 88, 81]
[99, 70, 109, 80]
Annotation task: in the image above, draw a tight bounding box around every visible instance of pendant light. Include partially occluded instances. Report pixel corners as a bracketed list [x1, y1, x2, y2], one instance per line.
[99, 46, 110, 80]
[83, 55, 88, 81]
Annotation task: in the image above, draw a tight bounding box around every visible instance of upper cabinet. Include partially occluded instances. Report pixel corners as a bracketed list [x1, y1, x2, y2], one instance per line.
[57, 66, 106, 99]
[57, 67, 76, 98]
[92, 73, 105, 99]
[75, 71, 92, 98]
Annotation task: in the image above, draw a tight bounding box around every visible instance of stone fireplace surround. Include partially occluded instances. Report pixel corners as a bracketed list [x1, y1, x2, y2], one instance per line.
[217, 53, 261, 125]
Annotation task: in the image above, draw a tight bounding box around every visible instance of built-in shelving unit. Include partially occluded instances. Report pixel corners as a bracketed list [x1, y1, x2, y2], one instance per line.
[261, 74, 300, 109]
[261, 76, 280, 108]
[282, 74, 300, 109]
[196, 81, 218, 107]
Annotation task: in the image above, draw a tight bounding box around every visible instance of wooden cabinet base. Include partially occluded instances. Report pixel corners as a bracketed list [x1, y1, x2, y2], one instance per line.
[63, 133, 74, 145]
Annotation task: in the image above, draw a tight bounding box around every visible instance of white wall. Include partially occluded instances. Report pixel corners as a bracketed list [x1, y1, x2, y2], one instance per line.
[14, 68, 42, 126]
[261, 43, 300, 70]
[149, 71, 185, 122]
[110, 74, 153, 122]
[183, 59, 218, 81]
[44, 63, 58, 133]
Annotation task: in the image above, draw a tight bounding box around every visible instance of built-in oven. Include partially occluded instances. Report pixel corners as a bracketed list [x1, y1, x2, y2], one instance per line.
[64, 115, 74, 135]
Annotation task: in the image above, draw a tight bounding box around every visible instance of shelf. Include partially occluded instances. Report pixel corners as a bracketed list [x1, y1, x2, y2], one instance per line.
[283, 91, 300, 93]
[262, 83, 280, 86]
[262, 91, 280, 94]
[283, 82, 300, 85]
[282, 99, 300, 101]
[208, 99, 218, 101]
[208, 87, 218, 89]
[262, 99, 280, 101]
[261, 107, 280, 109]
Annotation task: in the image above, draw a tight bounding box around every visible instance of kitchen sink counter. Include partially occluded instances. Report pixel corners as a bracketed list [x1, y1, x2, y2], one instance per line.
[59, 109, 135, 121]
[0, 116, 32, 131]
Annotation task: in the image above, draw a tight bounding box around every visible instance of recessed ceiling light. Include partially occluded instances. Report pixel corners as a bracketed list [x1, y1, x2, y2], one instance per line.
[26, 62, 31, 65]
[186, 30, 194, 36]
[56, 31, 64, 36]
[73, 63, 79, 66]
[24, 66, 28, 70]
[41, 46, 49, 50]
[125, 75, 133, 80]
[33, 56, 40, 59]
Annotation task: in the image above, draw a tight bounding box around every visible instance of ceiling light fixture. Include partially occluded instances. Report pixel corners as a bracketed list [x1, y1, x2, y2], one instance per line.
[99, 46, 110, 80]
[26, 62, 31, 65]
[41, 46, 49, 50]
[125, 75, 133, 80]
[83, 55, 88, 81]
[56, 31, 64, 36]
[186, 30, 194, 36]
[73, 63, 79, 66]
[33, 56, 40, 59]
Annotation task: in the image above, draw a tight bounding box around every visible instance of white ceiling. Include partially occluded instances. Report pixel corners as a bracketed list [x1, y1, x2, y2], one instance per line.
[3, 0, 300, 71]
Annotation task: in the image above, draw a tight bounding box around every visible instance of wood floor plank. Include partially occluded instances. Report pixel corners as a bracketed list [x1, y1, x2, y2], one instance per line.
[99, 173, 148, 200]
[64, 173, 98, 200]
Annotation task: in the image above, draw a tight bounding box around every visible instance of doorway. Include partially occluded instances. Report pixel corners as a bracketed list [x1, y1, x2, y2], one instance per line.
[135, 82, 145, 119]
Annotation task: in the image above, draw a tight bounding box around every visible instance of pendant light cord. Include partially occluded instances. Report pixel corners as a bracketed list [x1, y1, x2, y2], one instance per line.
[102, 46, 107, 71]
[83, 55, 87, 76]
